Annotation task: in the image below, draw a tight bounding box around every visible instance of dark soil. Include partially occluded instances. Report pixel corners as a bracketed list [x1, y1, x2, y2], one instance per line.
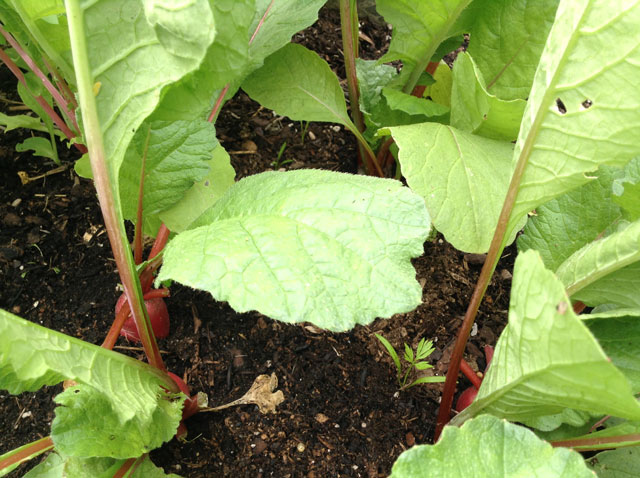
[0, 6, 512, 478]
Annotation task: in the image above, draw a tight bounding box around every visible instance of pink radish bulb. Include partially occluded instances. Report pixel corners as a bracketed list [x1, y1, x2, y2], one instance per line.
[455, 386, 478, 412]
[115, 293, 170, 342]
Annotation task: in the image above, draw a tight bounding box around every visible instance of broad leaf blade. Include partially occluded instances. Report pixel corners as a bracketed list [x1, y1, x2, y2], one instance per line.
[454, 250, 640, 425]
[556, 219, 640, 306]
[158, 170, 430, 331]
[465, 0, 560, 101]
[450, 52, 526, 141]
[390, 415, 592, 478]
[118, 120, 217, 236]
[589, 447, 640, 477]
[509, 1, 640, 227]
[159, 145, 235, 234]
[80, 0, 215, 183]
[388, 123, 513, 253]
[0, 310, 183, 458]
[518, 166, 623, 271]
[242, 43, 354, 129]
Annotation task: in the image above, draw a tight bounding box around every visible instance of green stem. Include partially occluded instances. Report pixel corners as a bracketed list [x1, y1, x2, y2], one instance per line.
[65, 0, 165, 370]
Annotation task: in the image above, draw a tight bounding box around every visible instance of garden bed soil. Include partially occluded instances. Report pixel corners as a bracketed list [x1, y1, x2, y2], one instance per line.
[0, 6, 513, 477]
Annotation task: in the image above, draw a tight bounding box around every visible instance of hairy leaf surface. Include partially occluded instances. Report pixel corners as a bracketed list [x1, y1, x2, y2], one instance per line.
[390, 415, 592, 478]
[158, 170, 430, 331]
[388, 123, 513, 252]
[465, 0, 559, 100]
[0, 310, 183, 458]
[454, 251, 640, 425]
[509, 0, 640, 228]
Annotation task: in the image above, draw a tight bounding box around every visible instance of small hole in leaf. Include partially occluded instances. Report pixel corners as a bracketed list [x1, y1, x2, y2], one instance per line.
[74, 389, 80, 394]
[555, 98, 567, 114]
[204, 180, 210, 187]
[582, 99, 593, 109]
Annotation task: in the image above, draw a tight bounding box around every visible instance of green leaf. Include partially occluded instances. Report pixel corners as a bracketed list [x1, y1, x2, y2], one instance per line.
[424, 61, 453, 107]
[375, 333, 402, 378]
[584, 308, 640, 393]
[79, 0, 215, 187]
[508, 1, 640, 229]
[390, 415, 593, 478]
[16, 136, 57, 160]
[382, 87, 449, 118]
[242, 43, 355, 130]
[22, 452, 65, 478]
[450, 52, 526, 141]
[589, 447, 640, 477]
[413, 362, 433, 371]
[613, 157, 640, 221]
[356, 58, 397, 117]
[518, 167, 623, 271]
[158, 170, 430, 331]
[453, 250, 640, 426]
[118, 120, 217, 236]
[556, 219, 640, 307]
[388, 123, 514, 253]
[0, 112, 50, 133]
[0, 310, 183, 458]
[465, 0, 560, 101]
[404, 343, 414, 363]
[376, 0, 473, 84]
[148, 0, 254, 121]
[159, 145, 236, 234]
[406, 375, 445, 388]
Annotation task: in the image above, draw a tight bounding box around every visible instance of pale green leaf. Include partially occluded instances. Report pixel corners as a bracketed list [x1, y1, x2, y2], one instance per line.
[450, 52, 526, 141]
[589, 447, 640, 477]
[118, 120, 216, 236]
[509, 1, 640, 228]
[148, 0, 254, 121]
[465, 0, 560, 101]
[382, 87, 449, 118]
[0, 112, 50, 133]
[453, 250, 640, 425]
[22, 452, 65, 478]
[376, 0, 472, 72]
[556, 219, 640, 305]
[572, 262, 640, 309]
[390, 415, 593, 478]
[424, 61, 453, 108]
[80, 0, 215, 186]
[356, 58, 396, 116]
[159, 145, 235, 234]
[16, 136, 57, 160]
[247, 0, 327, 70]
[613, 157, 640, 221]
[518, 167, 623, 271]
[158, 170, 430, 331]
[388, 123, 513, 253]
[0, 310, 183, 458]
[242, 43, 354, 129]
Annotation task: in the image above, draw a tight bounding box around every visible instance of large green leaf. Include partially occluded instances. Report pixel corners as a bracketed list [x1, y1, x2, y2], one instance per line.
[376, 0, 472, 86]
[390, 415, 592, 478]
[584, 309, 640, 393]
[158, 170, 430, 331]
[0, 310, 183, 458]
[464, 0, 559, 101]
[388, 123, 513, 253]
[556, 219, 640, 307]
[450, 52, 526, 141]
[118, 120, 217, 236]
[613, 157, 640, 221]
[79, 0, 214, 185]
[508, 0, 640, 229]
[453, 250, 640, 425]
[159, 145, 235, 234]
[148, 0, 255, 121]
[589, 447, 640, 477]
[518, 167, 623, 271]
[242, 43, 355, 129]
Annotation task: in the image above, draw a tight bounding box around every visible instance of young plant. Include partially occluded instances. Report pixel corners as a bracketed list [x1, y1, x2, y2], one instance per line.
[270, 141, 292, 169]
[375, 334, 444, 390]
